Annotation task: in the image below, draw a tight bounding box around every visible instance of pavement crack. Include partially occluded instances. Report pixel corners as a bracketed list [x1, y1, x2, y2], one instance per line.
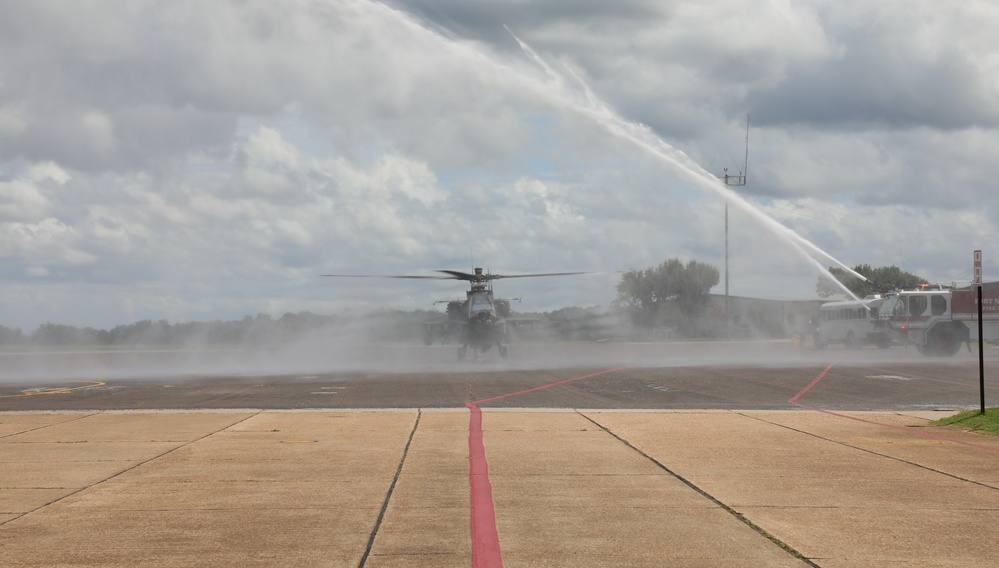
[576, 410, 820, 568]
[0, 411, 102, 439]
[0, 410, 263, 527]
[357, 408, 421, 568]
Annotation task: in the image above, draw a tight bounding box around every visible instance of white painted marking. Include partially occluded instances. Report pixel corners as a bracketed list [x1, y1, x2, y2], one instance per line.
[867, 375, 915, 381]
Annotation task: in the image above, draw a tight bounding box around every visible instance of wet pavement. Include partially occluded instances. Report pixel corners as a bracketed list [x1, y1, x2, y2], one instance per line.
[2, 341, 998, 566]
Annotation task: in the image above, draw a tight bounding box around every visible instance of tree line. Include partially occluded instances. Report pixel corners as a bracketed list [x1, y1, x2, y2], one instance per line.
[3, 256, 811, 347]
[1, 260, 929, 347]
[816, 264, 925, 298]
[0, 311, 438, 348]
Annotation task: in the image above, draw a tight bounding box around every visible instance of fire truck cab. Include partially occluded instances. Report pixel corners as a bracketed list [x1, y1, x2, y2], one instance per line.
[878, 288, 999, 356]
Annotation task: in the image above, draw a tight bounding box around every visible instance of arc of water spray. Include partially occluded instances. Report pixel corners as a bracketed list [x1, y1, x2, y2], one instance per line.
[367, 1, 866, 298]
[505, 30, 867, 294]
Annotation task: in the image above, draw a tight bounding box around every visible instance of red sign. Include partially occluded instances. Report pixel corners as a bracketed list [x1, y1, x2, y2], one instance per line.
[952, 290, 999, 315]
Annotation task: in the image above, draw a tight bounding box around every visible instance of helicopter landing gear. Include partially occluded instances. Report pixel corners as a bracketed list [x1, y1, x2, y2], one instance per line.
[457, 345, 467, 361]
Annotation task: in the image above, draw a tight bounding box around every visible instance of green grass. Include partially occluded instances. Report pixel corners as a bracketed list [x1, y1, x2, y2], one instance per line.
[936, 408, 999, 435]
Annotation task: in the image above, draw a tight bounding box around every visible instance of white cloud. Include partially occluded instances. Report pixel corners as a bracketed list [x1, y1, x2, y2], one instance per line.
[26, 161, 70, 184]
[0, 0, 997, 330]
[246, 126, 301, 169]
[0, 179, 50, 222]
[1, 217, 96, 266]
[242, 165, 295, 197]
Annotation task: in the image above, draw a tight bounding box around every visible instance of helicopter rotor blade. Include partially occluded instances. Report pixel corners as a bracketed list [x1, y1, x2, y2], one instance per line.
[320, 274, 456, 280]
[323, 269, 612, 282]
[486, 271, 597, 280]
[434, 269, 601, 282]
[434, 270, 479, 281]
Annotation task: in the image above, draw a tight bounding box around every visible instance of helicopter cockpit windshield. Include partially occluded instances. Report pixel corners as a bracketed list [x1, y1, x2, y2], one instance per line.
[469, 292, 494, 314]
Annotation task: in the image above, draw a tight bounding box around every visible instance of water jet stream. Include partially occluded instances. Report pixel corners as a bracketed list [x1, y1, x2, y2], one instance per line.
[366, 0, 865, 300]
[506, 32, 867, 300]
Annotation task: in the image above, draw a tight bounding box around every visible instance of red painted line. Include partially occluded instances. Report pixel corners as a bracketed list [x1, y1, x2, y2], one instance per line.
[788, 363, 835, 404]
[466, 402, 502, 568]
[790, 365, 999, 454]
[465, 367, 628, 567]
[472, 367, 630, 405]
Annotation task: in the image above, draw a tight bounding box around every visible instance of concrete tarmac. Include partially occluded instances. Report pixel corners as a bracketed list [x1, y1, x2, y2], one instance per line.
[3, 409, 999, 566]
[2, 342, 999, 566]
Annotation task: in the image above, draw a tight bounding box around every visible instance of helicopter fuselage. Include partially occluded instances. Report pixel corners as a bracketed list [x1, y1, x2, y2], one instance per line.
[456, 286, 508, 359]
[326, 266, 590, 361]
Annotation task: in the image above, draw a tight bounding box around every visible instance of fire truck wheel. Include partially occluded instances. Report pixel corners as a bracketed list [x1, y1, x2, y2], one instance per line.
[927, 323, 966, 357]
[935, 336, 960, 357]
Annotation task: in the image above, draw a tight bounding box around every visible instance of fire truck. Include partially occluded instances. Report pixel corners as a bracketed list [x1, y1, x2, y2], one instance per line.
[877, 287, 999, 356]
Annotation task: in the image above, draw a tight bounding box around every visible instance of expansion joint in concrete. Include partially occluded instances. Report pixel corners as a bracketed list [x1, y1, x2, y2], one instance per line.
[0, 411, 102, 439]
[575, 410, 820, 568]
[736, 412, 999, 493]
[0, 409, 264, 527]
[357, 408, 422, 568]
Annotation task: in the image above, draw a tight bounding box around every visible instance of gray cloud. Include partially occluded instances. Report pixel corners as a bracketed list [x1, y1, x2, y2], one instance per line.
[0, 0, 996, 330]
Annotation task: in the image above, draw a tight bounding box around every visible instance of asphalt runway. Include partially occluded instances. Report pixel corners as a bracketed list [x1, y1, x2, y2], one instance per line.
[1, 341, 996, 411]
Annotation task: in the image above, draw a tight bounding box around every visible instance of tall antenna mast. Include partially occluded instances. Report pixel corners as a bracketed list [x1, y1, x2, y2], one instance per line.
[718, 114, 750, 330]
[720, 114, 749, 186]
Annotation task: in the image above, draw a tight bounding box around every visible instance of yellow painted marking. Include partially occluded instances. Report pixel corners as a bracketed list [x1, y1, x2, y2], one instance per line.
[0, 381, 106, 399]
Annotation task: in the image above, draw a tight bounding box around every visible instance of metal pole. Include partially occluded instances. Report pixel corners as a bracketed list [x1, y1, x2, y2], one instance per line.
[979, 284, 985, 414]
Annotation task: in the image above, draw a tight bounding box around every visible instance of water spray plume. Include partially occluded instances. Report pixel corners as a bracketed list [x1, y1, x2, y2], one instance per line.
[373, 1, 865, 300]
[502, 28, 868, 297]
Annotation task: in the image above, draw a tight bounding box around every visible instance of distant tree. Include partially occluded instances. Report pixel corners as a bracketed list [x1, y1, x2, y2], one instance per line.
[31, 323, 84, 345]
[616, 258, 720, 329]
[541, 306, 623, 341]
[816, 264, 925, 298]
[0, 325, 25, 346]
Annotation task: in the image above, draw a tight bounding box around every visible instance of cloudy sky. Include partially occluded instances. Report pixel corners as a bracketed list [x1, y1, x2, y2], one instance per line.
[1, 0, 997, 331]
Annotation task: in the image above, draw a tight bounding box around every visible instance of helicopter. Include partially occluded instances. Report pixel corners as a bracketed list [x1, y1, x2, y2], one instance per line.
[322, 267, 590, 360]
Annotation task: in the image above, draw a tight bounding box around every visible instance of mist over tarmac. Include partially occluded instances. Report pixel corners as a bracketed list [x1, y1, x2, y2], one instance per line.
[2, 330, 991, 384]
[2, 306, 991, 384]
